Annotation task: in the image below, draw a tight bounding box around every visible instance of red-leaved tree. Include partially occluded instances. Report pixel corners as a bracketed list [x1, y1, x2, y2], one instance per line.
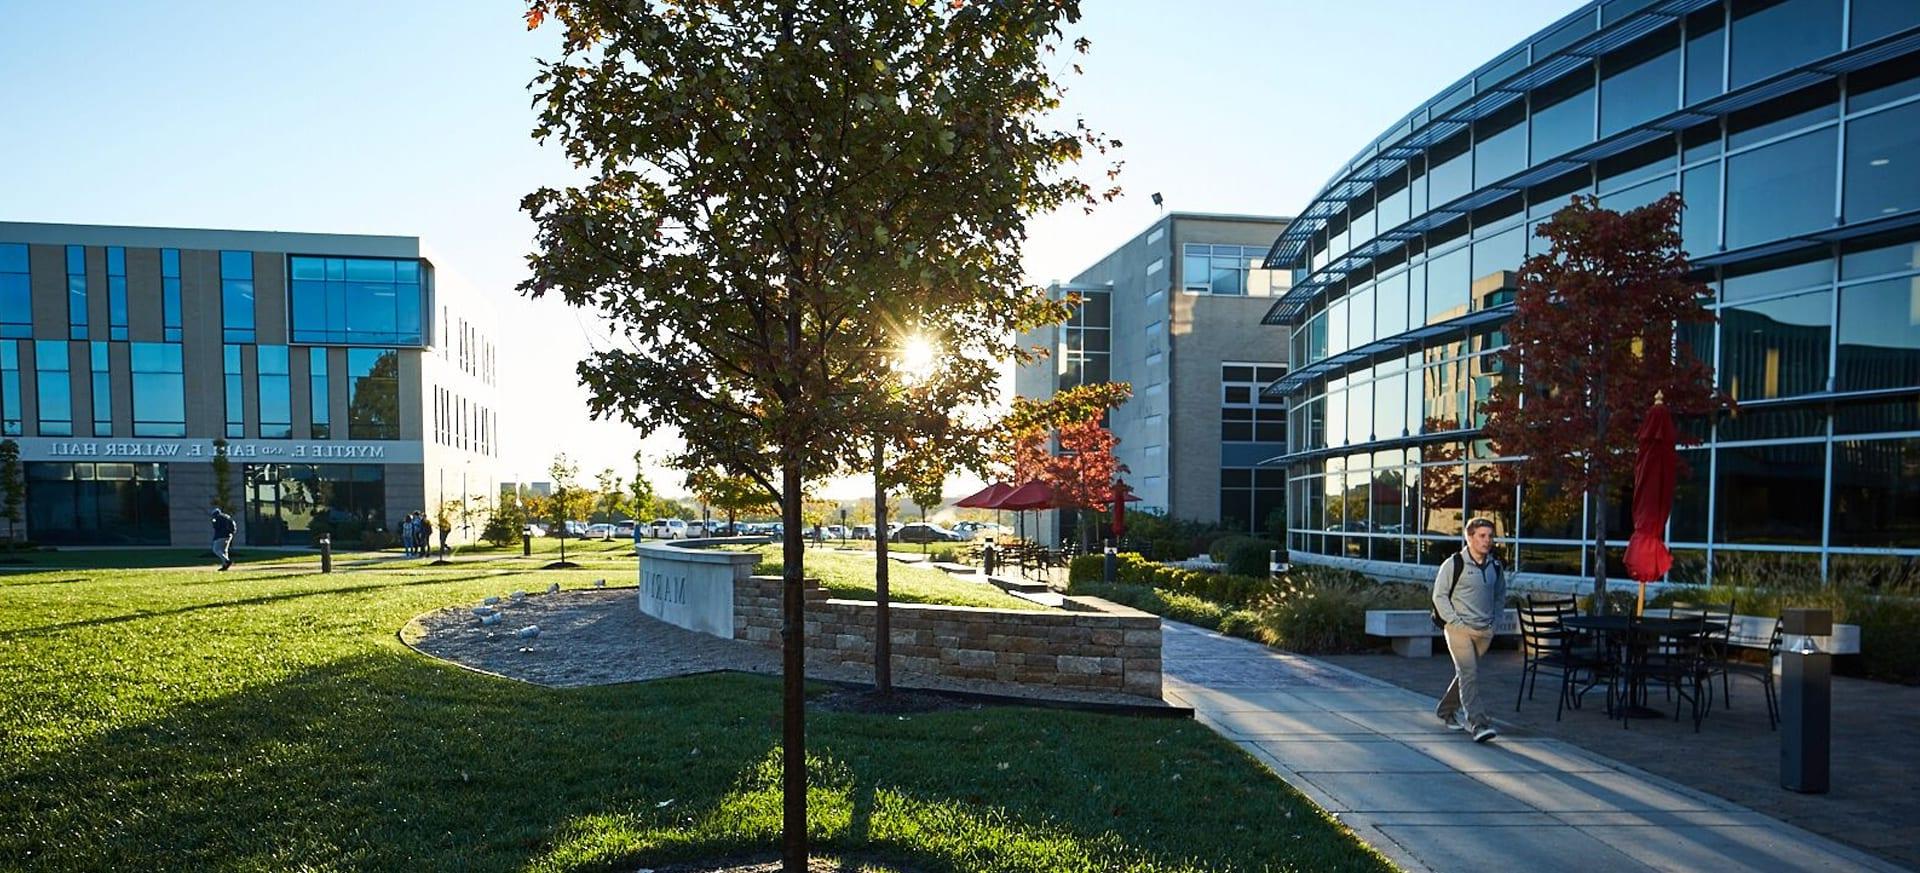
[1046, 416, 1127, 548]
[1481, 193, 1728, 611]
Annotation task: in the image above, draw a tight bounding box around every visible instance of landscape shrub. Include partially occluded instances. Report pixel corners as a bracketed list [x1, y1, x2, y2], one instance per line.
[1255, 565, 1429, 654]
[1651, 574, 1920, 685]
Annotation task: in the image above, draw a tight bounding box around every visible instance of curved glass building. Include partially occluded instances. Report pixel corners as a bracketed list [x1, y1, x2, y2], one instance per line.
[1263, 0, 1920, 588]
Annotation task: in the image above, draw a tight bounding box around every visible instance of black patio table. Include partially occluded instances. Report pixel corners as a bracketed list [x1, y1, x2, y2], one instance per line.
[1560, 614, 1726, 721]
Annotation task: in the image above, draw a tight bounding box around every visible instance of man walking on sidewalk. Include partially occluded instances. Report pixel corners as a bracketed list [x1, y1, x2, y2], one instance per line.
[1434, 517, 1506, 743]
[210, 506, 237, 571]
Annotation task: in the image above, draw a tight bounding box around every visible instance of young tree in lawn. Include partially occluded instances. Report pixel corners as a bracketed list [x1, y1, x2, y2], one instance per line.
[546, 454, 591, 565]
[594, 467, 624, 536]
[211, 438, 235, 515]
[1045, 416, 1127, 549]
[1480, 194, 1726, 612]
[685, 466, 775, 532]
[519, 3, 1111, 865]
[0, 439, 21, 544]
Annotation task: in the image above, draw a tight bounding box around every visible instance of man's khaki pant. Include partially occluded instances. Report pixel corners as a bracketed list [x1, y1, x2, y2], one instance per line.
[1437, 623, 1495, 731]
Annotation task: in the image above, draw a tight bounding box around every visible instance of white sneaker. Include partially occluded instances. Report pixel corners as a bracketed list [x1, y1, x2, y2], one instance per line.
[1473, 726, 1498, 743]
[1440, 712, 1465, 731]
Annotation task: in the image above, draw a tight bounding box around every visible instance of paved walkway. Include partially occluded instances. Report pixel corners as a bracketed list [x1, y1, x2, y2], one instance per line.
[1160, 620, 1907, 872]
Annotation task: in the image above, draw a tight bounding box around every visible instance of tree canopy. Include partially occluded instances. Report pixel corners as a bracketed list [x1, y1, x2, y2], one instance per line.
[521, 1, 1113, 866]
[1481, 193, 1727, 605]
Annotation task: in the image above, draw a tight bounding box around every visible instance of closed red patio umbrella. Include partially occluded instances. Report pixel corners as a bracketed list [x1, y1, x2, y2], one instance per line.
[1624, 401, 1678, 615]
[1108, 480, 1141, 541]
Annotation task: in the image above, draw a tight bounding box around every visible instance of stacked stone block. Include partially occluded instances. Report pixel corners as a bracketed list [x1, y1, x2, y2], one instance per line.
[732, 575, 1161, 698]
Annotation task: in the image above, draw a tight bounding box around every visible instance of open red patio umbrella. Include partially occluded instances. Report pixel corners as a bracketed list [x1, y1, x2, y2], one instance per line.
[1624, 401, 1678, 615]
[990, 481, 1055, 573]
[1108, 480, 1141, 541]
[954, 481, 1014, 509]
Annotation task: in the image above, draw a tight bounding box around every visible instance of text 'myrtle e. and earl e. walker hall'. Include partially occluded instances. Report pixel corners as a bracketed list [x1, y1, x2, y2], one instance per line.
[0, 221, 500, 547]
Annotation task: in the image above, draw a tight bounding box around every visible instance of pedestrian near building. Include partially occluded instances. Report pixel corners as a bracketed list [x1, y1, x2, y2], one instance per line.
[210, 507, 236, 571]
[1433, 517, 1506, 743]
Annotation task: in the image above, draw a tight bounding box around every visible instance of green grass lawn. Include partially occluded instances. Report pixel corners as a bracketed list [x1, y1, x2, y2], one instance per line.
[0, 549, 1390, 872]
[741, 545, 1047, 612]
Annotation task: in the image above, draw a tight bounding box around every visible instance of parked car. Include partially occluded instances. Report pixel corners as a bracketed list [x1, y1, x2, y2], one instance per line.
[614, 519, 638, 537]
[824, 524, 849, 540]
[893, 522, 964, 544]
[522, 522, 548, 537]
[586, 523, 616, 539]
[650, 518, 688, 539]
[851, 524, 875, 539]
[558, 520, 590, 537]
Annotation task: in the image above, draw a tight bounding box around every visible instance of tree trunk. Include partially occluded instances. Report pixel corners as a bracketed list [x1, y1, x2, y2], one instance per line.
[873, 438, 891, 695]
[779, 457, 808, 870]
[1590, 485, 1609, 615]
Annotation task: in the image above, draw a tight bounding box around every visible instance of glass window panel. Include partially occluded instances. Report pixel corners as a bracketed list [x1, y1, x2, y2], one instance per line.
[1375, 269, 1409, 339]
[1530, 69, 1596, 162]
[1721, 251, 1831, 303]
[1841, 230, 1920, 279]
[290, 256, 325, 281]
[1427, 134, 1472, 207]
[1715, 442, 1826, 544]
[1719, 288, 1832, 402]
[347, 348, 399, 439]
[1843, 99, 1920, 224]
[1473, 105, 1527, 188]
[1426, 246, 1469, 324]
[0, 243, 25, 274]
[1681, 163, 1721, 257]
[219, 250, 253, 280]
[1836, 275, 1920, 391]
[1686, 9, 1726, 104]
[1471, 227, 1525, 295]
[1729, 0, 1841, 90]
[1848, 0, 1920, 46]
[1347, 287, 1375, 349]
[1727, 83, 1836, 149]
[1373, 372, 1407, 439]
[1717, 404, 1826, 441]
[1599, 174, 1677, 213]
[1600, 25, 1681, 137]
[1598, 138, 1676, 193]
[1670, 448, 1710, 542]
[1347, 379, 1370, 443]
[1835, 393, 1920, 434]
[1847, 56, 1920, 113]
[1724, 127, 1838, 249]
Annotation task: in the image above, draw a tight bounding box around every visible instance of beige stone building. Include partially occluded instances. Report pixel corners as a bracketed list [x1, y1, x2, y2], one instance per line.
[1014, 213, 1292, 544]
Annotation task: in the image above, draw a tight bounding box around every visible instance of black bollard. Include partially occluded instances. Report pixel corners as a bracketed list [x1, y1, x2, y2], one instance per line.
[522, 527, 533, 557]
[1780, 608, 1832, 794]
[319, 534, 332, 573]
[1103, 540, 1116, 583]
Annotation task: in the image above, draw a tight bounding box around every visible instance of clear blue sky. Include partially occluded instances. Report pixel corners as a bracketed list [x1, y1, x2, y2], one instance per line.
[0, 0, 1586, 496]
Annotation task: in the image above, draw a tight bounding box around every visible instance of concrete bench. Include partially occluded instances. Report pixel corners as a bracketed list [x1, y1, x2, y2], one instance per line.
[1364, 609, 1519, 658]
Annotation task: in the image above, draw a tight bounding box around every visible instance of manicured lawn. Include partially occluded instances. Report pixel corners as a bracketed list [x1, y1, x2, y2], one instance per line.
[740, 545, 1046, 611]
[0, 550, 1390, 872]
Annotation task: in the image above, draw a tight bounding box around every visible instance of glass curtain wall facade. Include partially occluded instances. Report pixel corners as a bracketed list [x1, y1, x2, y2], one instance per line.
[1263, 0, 1920, 587]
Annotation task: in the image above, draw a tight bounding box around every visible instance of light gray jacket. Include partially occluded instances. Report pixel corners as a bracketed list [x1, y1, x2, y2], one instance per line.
[1432, 547, 1505, 631]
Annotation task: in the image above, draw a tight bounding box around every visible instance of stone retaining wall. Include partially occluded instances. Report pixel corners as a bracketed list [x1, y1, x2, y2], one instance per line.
[733, 575, 1162, 698]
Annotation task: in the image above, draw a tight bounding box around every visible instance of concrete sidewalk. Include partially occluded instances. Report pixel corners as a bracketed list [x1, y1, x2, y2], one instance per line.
[1161, 620, 1906, 872]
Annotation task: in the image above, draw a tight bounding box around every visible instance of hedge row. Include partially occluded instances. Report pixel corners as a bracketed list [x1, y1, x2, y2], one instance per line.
[1067, 561, 1431, 654]
[1068, 553, 1278, 609]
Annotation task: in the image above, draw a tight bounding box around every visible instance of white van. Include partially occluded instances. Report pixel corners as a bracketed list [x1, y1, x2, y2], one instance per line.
[649, 519, 688, 539]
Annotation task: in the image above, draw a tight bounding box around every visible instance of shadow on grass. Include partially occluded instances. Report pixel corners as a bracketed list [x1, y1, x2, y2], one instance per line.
[0, 573, 506, 640]
[3, 656, 1388, 873]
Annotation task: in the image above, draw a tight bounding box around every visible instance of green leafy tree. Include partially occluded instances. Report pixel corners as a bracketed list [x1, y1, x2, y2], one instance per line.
[481, 494, 526, 547]
[594, 467, 626, 535]
[0, 439, 21, 543]
[1481, 194, 1728, 611]
[686, 466, 776, 531]
[521, 2, 1112, 865]
[211, 438, 235, 515]
[546, 454, 593, 564]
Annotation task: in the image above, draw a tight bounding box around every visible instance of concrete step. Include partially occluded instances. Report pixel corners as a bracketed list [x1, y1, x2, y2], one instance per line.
[987, 574, 1053, 594]
[928, 561, 977, 575]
